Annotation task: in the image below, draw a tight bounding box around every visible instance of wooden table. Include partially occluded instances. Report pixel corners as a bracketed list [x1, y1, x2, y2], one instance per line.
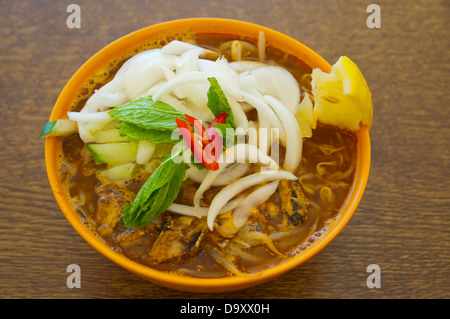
[1, 0, 449, 300]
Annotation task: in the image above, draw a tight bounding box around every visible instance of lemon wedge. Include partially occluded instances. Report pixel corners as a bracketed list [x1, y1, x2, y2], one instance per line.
[310, 56, 373, 131]
[295, 94, 316, 138]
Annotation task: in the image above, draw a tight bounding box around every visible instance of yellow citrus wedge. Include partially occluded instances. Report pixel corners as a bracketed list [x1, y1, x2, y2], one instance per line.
[295, 94, 316, 138]
[311, 56, 373, 131]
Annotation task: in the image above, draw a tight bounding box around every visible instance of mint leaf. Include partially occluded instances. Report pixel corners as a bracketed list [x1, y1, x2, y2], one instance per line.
[207, 77, 236, 129]
[118, 122, 181, 144]
[109, 96, 186, 131]
[121, 150, 185, 228]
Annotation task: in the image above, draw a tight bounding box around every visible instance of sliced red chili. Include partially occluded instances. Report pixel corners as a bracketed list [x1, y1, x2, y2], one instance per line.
[210, 113, 228, 126]
[175, 117, 219, 171]
[184, 114, 206, 144]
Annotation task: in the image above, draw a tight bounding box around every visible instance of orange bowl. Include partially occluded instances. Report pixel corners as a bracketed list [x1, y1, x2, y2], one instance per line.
[45, 18, 371, 293]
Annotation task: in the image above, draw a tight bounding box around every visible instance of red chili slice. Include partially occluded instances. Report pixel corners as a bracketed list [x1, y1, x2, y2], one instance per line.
[175, 117, 219, 171]
[184, 114, 207, 145]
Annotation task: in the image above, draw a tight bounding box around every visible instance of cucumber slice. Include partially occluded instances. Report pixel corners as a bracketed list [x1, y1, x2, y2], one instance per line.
[87, 142, 139, 166]
[93, 128, 135, 143]
[39, 119, 77, 138]
[98, 157, 165, 181]
[98, 163, 137, 181]
[152, 143, 175, 158]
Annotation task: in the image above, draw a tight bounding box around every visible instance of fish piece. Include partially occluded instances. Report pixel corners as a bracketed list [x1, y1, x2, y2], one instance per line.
[279, 180, 308, 227]
[94, 184, 136, 237]
[214, 210, 240, 238]
[148, 216, 208, 264]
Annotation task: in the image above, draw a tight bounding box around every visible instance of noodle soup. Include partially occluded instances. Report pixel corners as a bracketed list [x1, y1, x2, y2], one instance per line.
[53, 32, 358, 278]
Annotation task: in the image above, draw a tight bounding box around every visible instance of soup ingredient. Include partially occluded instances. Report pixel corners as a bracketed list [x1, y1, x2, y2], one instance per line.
[108, 96, 186, 143]
[294, 94, 316, 138]
[117, 122, 178, 144]
[263, 94, 302, 171]
[232, 180, 279, 228]
[92, 128, 135, 143]
[310, 56, 373, 131]
[193, 143, 280, 214]
[97, 162, 137, 181]
[207, 170, 298, 230]
[148, 215, 208, 264]
[206, 77, 236, 129]
[39, 119, 77, 138]
[175, 117, 219, 171]
[121, 150, 185, 228]
[175, 112, 228, 171]
[87, 142, 139, 166]
[250, 66, 300, 114]
[279, 179, 309, 226]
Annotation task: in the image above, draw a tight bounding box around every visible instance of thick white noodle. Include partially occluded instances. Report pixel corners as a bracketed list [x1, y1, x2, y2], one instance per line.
[186, 163, 250, 187]
[250, 66, 300, 114]
[152, 71, 210, 101]
[247, 121, 258, 148]
[233, 180, 279, 228]
[94, 90, 128, 107]
[161, 40, 205, 56]
[193, 143, 279, 212]
[167, 196, 242, 218]
[174, 48, 209, 107]
[123, 49, 163, 100]
[67, 111, 112, 122]
[227, 97, 248, 131]
[125, 53, 178, 100]
[263, 94, 303, 172]
[207, 170, 297, 230]
[136, 141, 155, 165]
[240, 90, 286, 146]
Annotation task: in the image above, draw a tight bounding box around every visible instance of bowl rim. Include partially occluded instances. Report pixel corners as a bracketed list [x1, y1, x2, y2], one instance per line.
[45, 17, 371, 293]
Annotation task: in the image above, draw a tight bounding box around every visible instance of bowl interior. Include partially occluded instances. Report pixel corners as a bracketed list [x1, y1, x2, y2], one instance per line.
[45, 18, 370, 293]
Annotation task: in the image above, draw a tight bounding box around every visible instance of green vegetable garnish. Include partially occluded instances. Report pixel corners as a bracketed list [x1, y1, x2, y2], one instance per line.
[206, 77, 236, 129]
[39, 119, 77, 138]
[117, 122, 180, 144]
[109, 96, 186, 144]
[121, 149, 185, 228]
[206, 77, 236, 147]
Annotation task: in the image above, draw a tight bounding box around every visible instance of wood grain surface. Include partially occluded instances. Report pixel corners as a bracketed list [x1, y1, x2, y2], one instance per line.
[0, 0, 449, 299]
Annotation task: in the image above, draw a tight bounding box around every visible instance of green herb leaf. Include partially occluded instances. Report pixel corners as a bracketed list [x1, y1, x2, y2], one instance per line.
[109, 96, 186, 131]
[121, 150, 185, 228]
[207, 77, 236, 129]
[118, 122, 181, 144]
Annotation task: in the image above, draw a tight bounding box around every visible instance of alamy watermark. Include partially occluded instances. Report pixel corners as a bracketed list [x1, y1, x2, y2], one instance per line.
[66, 264, 81, 288]
[367, 4, 381, 29]
[169, 123, 280, 171]
[366, 264, 381, 288]
[66, 4, 380, 30]
[64, 263, 381, 289]
[66, 4, 81, 29]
